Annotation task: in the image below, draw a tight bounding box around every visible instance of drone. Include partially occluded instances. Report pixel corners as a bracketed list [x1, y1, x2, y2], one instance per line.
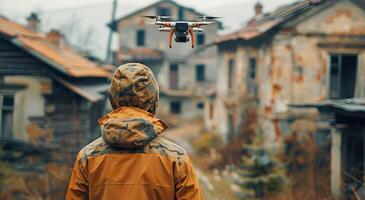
[143, 15, 219, 48]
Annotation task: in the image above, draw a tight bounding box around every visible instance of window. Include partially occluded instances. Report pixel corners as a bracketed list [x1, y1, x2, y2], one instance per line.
[228, 59, 235, 89]
[170, 101, 181, 114]
[178, 7, 184, 20]
[247, 58, 258, 96]
[169, 63, 179, 89]
[157, 6, 171, 17]
[329, 54, 357, 99]
[196, 64, 205, 82]
[248, 58, 257, 80]
[197, 34, 205, 46]
[196, 102, 204, 109]
[136, 30, 145, 46]
[0, 94, 14, 138]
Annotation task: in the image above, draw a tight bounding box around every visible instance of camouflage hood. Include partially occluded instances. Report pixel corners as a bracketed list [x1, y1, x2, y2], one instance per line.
[108, 63, 159, 114]
[100, 63, 166, 149]
[99, 106, 167, 149]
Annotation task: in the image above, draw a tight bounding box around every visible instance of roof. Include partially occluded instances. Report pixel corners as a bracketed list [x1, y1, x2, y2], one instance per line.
[0, 16, 41, 38]
[0, 16, 111, 102]
[53, 76, 109, 102]
[290, 98, 365, 117]
[108, 0, 207, 31]
[0, 16, 110, 78]
[214, 0, 329, 44]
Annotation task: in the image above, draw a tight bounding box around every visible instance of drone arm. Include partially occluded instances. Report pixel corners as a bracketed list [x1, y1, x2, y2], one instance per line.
[188, 21, 214, 28]
[188, 28, 195, 48]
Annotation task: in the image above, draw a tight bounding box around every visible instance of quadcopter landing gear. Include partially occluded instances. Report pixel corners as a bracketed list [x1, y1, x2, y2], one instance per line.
[189, 29, 195, 48]
[168, 30, 175, 48]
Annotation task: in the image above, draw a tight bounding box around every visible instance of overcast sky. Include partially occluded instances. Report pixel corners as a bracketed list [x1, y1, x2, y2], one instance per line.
[0, 0, 294, 59]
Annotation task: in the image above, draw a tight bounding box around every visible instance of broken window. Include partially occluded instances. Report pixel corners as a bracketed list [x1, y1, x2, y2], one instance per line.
[228, 59, 235, 89]
[0, 94, 14, 138]
[329, 54, 357, 99]
[169, 63, 178, 89]
[136, 29, 145, 46]
[170, 101, 181, 114]
[247, 57, 258, 97]
[196, 64, 205, 82]
[197, 34, 205, 46]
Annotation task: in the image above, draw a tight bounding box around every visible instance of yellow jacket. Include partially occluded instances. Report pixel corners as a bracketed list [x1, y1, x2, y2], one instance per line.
[66, 63, 203, 200]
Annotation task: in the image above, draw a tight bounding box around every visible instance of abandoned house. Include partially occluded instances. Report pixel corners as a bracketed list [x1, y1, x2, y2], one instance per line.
[293, 98, 365, 199]
[108, 0, 221, 120]
[211, 0, 365, 141]
[0, 13, 110, 162]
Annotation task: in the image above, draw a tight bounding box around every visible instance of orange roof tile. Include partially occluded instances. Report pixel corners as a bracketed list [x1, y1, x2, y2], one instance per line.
[0, 16, 110, 78]
[0, 16, 41, 38]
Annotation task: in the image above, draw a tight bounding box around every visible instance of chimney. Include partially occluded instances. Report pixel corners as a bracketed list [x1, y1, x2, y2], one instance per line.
[254, 2, 263, 16]
[27, 12, 40, 32]
[46, 30, 64, 47]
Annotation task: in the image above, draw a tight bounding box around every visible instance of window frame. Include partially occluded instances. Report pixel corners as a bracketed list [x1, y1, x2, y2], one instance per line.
[170, 101, 182, 114]
[328, 54, 358, 99]
[228, 59, 235, 89]
[0, 93, 15, 139]
[178, 7, 184, 20]
[247, 57, 258, 97]
[157, 6, 171, 17]
[196, 64, 206, 82]
[136, 29, 145, 47]
[196, 33, 205, 46]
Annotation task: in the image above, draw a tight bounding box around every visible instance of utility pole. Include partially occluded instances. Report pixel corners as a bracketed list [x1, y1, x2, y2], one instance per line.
[106, 0, 118, 64]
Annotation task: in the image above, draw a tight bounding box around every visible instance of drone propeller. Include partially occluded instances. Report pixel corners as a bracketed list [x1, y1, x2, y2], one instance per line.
[143, 15, 158, 19]
[196, 16, 221, 20]
[142, 15, 173, 20]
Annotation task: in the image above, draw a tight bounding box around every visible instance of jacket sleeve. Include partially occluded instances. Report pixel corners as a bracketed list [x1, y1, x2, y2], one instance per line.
[174, 156, 204, 200]
[65, 151, 89, 200]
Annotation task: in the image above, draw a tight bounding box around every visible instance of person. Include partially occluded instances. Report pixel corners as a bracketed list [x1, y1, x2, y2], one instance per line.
[65, 63, 204, 200]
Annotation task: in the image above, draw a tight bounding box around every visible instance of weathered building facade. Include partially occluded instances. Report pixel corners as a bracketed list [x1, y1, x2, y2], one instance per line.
[295, 99, 365, 199]
[108, 0, 220, 120]
[0, 14, 110, 156]
[212, 0, 365, 141]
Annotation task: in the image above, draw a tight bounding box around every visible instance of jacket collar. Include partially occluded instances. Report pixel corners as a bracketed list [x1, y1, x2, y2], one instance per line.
[98, 106, 168, 132]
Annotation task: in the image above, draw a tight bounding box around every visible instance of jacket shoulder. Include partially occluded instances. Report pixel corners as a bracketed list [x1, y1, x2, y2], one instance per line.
[145, 137, 187, 165]
[79, 137, 107, 164]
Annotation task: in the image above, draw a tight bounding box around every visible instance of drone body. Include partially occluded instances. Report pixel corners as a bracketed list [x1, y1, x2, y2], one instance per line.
[144, 15, 219, 48]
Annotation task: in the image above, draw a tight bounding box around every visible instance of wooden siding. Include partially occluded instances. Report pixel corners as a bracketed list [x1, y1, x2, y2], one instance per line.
[0, 36, 49, 76]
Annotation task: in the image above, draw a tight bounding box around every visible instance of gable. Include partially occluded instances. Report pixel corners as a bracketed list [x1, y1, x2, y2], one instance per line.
[114, 0, 204, 30]
[292, 0, 365, 35]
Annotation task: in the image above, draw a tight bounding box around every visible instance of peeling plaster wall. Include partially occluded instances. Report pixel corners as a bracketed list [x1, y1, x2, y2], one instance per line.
[213, 0, 365, 140]
[4, 76, 47, 140]
[296, 1, 365, 35]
